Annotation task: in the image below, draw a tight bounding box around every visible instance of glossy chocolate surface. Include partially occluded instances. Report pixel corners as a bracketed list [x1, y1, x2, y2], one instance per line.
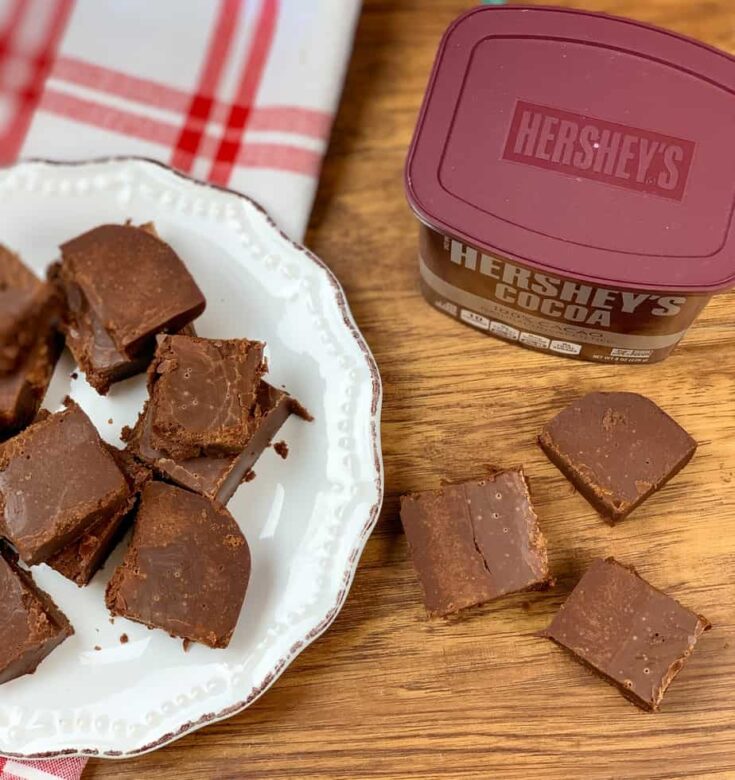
[0, 400, 129, 564]
[105, 482, 251, 648]
[0, 245, 44, 374]
[47, 448, 151, 586]
[0, 545, 73, 685]
[55, 224, 205, 393]
[0, 248, 61, 430]
[125, 381, 308, 504]
[0, 319, 62, 440]
[149, 335, 266, 459]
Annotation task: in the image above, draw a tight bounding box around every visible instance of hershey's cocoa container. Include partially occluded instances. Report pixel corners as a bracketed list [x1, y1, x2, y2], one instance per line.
[405, 6, 735, 364]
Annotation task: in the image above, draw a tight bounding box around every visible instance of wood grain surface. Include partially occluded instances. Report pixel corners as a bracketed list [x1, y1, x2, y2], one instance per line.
[88, 2, 735, 778]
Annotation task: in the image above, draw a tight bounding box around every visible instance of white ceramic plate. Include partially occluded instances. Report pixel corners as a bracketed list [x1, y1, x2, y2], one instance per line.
[0, 158, 383, 759]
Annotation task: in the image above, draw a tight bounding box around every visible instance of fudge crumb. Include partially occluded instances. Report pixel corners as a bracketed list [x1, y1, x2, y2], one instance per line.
[108, 418, 113, 425]
[274, 441, 289, 459]
[183, 639, 192, 652]
[70, 372, 78, 380]
[109, 617, 115, 624]
[120, 633, 129, 644]
[244, 470, 256, 482]
[94, 645, 101, 651]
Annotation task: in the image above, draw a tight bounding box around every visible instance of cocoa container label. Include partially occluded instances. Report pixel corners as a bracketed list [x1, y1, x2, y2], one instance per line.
[419, 225, 708, 364]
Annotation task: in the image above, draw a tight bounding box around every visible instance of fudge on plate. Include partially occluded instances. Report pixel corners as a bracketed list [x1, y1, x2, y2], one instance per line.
[0, 248, 62, 438]
[400, 469, 552, 617]
[50, 223, 206, 394]
[106, 482, 251, 648]
[0, 245, 57, 375]
[0, 399, 129, 564]
[47, 447, 151, 586]
[148, 334, 267, 460]
[125, 380, 310, 505]
[0, 543, 73, 685]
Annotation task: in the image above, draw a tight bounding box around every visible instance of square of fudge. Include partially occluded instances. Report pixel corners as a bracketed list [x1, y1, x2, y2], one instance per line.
[0, 245, 58, 375]
[538, 392, 697, 524]
[400, 469, 552, 617]
[47, 447, 151, 586]
[540, 558, 710, 711]
[0, 544, 73, 685]
[148, 334, 266, 459]
[0, 399, 129, 564]
[124, 381, 310, 504]
[0, 317, 63, 440]
[54, 223, 206, 393]
[105, 482, 251, 648]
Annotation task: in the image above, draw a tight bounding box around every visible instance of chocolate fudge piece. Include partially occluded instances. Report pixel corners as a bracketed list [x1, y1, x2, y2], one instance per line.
[538, 392, 697, 523]
[0, 250, 62, 437]
[49, 259, 150, 393]
[0, 245, 50, 375]
[124, 381, 310, 504]
[0, 288, 42, 372]
[52, 223, 206, 394]
[540, 558, 710, 711]
[47, 448, 151, 585]
[400, 469, 552, 617]
[148, 334, 266, 459]
[0, 544, 73, 685]
[0, 399, 129, 564]
[106, 482, 251, 648]
[0, 245, 38, 289]
[0, 319, 62, 440]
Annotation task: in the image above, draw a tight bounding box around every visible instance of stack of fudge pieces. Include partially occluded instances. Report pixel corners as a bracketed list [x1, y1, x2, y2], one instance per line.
[401, 391, 709, 712]
[0, 223, 309, 685]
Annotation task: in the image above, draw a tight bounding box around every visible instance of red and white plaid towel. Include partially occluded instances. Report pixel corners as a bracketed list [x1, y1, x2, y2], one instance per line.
[0, 757, 87, 780]
[0, 1, 360, 777]
[1, 0, 360, 241]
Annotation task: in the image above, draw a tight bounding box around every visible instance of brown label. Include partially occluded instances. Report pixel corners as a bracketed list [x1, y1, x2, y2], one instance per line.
[502, 101, 695, 201]
[418, 226, 709, 364]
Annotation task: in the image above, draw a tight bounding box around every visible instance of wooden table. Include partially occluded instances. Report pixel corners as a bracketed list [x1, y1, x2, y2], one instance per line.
[90, 2, 735, 777]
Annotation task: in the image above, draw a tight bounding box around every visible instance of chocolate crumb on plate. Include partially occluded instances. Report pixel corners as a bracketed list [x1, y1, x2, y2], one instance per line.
[274, 441, 289, 459]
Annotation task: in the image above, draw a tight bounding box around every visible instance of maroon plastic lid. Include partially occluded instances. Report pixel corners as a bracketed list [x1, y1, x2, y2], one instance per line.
[406, 6, 735, 293]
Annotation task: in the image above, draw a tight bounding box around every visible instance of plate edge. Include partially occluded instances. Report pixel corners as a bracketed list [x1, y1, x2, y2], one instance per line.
[0, 156, 385, 761]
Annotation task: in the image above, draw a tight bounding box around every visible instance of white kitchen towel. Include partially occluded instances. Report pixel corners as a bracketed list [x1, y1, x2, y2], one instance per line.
[3, 0, 361, 240]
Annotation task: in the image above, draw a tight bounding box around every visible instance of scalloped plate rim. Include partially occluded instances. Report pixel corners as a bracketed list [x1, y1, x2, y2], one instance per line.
[0, 156, 384, 761]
